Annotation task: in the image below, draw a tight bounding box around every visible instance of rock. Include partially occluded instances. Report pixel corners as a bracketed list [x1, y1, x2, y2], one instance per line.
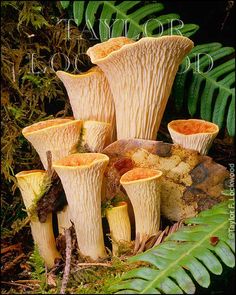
[102, 139, 229, 221]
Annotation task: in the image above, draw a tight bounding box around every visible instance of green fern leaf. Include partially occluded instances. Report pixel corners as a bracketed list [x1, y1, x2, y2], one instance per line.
[173, 43, 235, 136]
[70, 1, 199, 41]
[60, 1, 70, 9]
[110, 201, 235, 294]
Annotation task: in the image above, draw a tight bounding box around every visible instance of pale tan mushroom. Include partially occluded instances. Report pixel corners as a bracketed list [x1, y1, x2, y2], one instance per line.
[105, 201, 131, 256]
[15, 170, 61, 268]
[87, 36, 194, 140]
[83, 120, 112, 152]
[168, 119, 219, 155]
[120, 168, 163, 241]
[56, 67, 116, 143]
[22, 118, 82, 170]
[52, 153, 109, 260]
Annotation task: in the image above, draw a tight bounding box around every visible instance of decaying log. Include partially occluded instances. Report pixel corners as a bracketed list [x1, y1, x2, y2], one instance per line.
[102, 139, 229, 221]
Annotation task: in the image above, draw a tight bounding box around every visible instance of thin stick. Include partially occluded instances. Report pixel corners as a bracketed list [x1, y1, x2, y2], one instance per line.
[2, 253, 25, 274]
[1, 243, 21, 254]
[76, 262, 112, 267]
[60, 228, 72, 294]
[14, 280, 40, 284]
[1, 281, 35, 290]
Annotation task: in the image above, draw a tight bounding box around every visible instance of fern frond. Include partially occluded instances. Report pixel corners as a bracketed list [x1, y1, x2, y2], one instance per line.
[65, 1, 199, 41]
[173, 43, 235, 136]
[110, 201, 235, 294]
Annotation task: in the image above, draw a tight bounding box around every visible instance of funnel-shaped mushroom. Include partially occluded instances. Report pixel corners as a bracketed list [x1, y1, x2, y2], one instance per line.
[168, 119, 219, 155]
[105, 201, 131, 255]
[22, 118, 82, 170]
[56, 67, 116, 143]
[87, 36, 194, 140]
[15, 170, 61, 268]
[120, 168, 163, 241]
[83, 120, 112, 152]
[52, 153, 109, 260]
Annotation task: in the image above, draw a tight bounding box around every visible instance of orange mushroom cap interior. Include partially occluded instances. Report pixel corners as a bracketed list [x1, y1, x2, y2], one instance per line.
[169, 120, 218, 135]
[23, 118, 73, 134]
[121, 168, 162, 183]
[88, 37, 134, 60]
[114, 201, 127, 207]
[53, 153, 108, 167]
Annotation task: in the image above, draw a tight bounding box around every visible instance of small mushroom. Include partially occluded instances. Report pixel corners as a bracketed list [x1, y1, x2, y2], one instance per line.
[105, 201, 131, 256]
[168, 119, 219, 155]
[56, 67, 116, 143]
[52, 153, 109, 260]
[87, 36, 193, 140]
[15, 170, 61, 268]
[120, 168, 163, 241]
[83, 120, 112, 152]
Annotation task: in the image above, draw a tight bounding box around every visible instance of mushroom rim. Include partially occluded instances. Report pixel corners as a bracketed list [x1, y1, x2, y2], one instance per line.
[15, 170, 46, 178]
[87, 35, 194, 64]
[106, 201, 128, 211]
[168, 119, 219, 136]
[120, 168, 163, 185]
[52, 153, 109, 169]
[56, 66, 102, 79]
[22, 119, 82, 136]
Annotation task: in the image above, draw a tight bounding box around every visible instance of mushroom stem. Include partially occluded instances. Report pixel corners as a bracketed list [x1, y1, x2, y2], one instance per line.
[83, 120, 112, 152]
[53, 153, 109, 260]
[168, 119, 219, 155]
[87, 36, 194, 140]
[105, 201, 131, 256]
[57, 205, 72, 234]
[120, 168, 163, 241]
[15, 170, 61, 268]
[56, 67, 116, 143]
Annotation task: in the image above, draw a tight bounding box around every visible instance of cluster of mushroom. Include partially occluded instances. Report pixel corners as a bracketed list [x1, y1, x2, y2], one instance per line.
[15, 34, 220, 267]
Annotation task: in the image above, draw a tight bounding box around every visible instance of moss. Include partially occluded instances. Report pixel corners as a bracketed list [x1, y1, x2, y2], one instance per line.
[1, 0, 89, 233]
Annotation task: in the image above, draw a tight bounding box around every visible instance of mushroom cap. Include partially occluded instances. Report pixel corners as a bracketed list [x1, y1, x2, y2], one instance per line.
[120, 168, 162, 185]
[22, 118, 82, 169]
[15, 170, 47, 210]
[22, 118, 80, 135]
[52, 153, 109, 169]
[168, 119, 219, 136]
[87, 35, 193, 64]
[15, 170, 45, 177]
[168, 119, 219, 155]
[87, 37, 134, 63]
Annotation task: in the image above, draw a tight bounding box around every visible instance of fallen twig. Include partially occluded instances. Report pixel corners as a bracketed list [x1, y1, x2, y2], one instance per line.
[1, 280, 36, 290]
[1, 243, 22, 254]
[60, 228, 72, 294]
[2, 253, 26, 274]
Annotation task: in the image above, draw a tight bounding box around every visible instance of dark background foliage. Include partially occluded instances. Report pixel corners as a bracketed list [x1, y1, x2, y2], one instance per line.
[1, 0, 235, 293]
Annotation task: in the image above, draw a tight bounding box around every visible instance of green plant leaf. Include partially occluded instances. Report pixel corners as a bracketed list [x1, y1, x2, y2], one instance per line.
[60, 1, 70, 9]
[173, 43, 235, 136]
[73, 1, 84, 26]
[70, 1, 199, 41]
[110, 201, 235, 294]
